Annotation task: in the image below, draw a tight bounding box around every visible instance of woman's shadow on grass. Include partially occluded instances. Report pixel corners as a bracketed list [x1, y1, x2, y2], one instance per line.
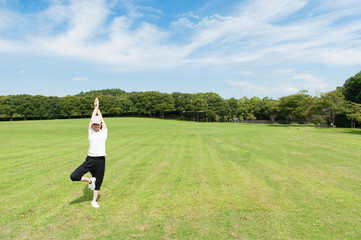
[69, 185, 101, 205]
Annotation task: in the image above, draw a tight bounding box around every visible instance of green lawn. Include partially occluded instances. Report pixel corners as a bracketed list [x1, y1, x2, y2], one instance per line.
[1, 118, 361, 239]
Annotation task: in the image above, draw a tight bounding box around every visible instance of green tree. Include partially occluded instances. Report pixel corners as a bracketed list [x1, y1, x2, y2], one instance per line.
[44, 96, 61, 119]
[249, 97, 263, 120]
[116, 95, 134, 116]
[262, 98, 279, 123]
[128, 92, 142, 116]
[0, 96, 5, 118]
[130, 91, 167, 117]
[345, 102, 361, 128]
[154, 93, 175, 118]
[60, 96, 79, 118]
[312, 89, 347, 126]
[343, 71, 361, 103]
[191, 94, 207, 122]
[0, 95, 16, 121]
[278, 90, 314, 123]
[202, 92, 224, 122]
[78, 97, 92, 117]
[13, 95, 34, 120]
[225, 98, 238, 122]
[172, 92, 185, 113]
[216, 100, 231, 122]
[32, 95, 47, 119]
[172, 92, 194, 120]
[237, 97, 256, 121]
[99, 95, 118, 116]
[77, 88, 126, 97]
[142, 91, 159, 117]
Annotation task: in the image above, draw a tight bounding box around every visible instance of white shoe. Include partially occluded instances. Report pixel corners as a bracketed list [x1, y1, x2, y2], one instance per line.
[91, 201, 100, 208]
[88, 177, 96, 191]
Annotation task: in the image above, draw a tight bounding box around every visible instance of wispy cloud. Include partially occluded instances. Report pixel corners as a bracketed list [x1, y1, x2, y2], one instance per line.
[225, 79, 305, 98]
[225, 80, 270, 96]
[170, 13, 200, 29]
[273, 69, 294, 75]
[0, 0, 361, 70]
[72, 77, 89, 81]
[293, 73, 327, 89]
[225, 70, 328, 98]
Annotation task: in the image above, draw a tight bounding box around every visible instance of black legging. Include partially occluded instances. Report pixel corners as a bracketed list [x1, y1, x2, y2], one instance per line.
[70, 156, 106, 190]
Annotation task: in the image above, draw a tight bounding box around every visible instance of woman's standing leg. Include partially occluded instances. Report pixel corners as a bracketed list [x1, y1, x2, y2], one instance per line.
[91, 157, 105, 203]
[93, 190, 100, 202]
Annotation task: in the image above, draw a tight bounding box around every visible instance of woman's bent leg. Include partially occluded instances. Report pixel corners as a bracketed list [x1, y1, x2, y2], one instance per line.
[81, 176, 92, 183]
[70, 161, 90, 182]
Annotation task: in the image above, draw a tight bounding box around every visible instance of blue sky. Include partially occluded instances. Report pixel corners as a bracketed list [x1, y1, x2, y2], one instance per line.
[1, 0, 361, 99]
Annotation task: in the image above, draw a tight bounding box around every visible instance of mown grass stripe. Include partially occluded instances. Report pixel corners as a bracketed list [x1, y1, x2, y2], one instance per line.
[1, 118, 361, 239]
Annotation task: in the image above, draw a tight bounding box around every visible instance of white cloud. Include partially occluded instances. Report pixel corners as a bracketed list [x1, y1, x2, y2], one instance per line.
[171, 16, 197, 29]
[273, 69, 294, 75]
[320, 49, 361, 65]
[238, 0, 308, 22]
[272, 69, 328, 93]
[224, 71, 328, 98]
[0, 39, 19, 52]
[292, 73, 328, 90]
[135, 6, 163, 18]
[225, 79, 302, 98]
[18, 70, 25, 74]
[72, 77, 89, 81]
[0, 0, 361, 70]
[225, 80, 270, 96]
[171, 13, 200, 29]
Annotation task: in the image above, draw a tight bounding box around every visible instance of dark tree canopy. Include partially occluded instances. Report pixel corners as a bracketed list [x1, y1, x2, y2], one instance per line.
[343, 71, 361, 103]
[1, 71, 361, 128]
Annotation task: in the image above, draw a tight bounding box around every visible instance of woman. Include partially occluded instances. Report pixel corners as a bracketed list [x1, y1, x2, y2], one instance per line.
[70, 98, 108, 208]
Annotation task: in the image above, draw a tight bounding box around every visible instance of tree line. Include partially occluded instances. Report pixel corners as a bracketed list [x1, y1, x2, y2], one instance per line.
[1, 71, 360, 127]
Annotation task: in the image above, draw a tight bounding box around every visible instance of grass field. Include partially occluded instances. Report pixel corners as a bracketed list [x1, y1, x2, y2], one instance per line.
[1, 118, 361, 239]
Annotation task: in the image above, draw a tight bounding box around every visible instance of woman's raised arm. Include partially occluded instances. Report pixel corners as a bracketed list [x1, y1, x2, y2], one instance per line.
[97, 109, 107, 130]
[88, 98, 99, 130]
